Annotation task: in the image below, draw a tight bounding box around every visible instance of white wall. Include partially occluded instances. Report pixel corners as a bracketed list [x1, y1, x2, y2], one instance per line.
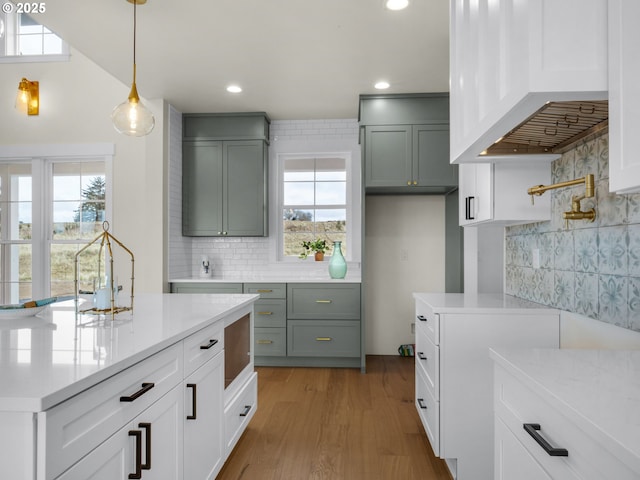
[0, 48, 168, 293]
[365, 195, 446, 354]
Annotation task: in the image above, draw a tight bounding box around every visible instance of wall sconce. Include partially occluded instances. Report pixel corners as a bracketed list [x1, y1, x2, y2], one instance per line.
[16, 78, 39, 115]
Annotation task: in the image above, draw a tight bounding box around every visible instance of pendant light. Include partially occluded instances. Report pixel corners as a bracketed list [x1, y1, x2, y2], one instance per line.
[111, 0, 155, 136]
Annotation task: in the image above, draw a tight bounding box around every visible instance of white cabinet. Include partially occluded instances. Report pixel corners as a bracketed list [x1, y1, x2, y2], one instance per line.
[459, 163, 550, 226]
[450, 0, 607, 163]
[413, 294, 560, 480]
[608, 0, 640, 194]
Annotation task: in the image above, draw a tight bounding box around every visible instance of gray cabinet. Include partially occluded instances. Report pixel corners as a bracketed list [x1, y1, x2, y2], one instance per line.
[182, 113, 269, 237]
[170, 283, 243, 294]
[245, 283, 287, 358]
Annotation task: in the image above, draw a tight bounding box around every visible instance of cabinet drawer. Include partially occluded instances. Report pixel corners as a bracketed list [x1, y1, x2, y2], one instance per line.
[243, 283, 286, 299]
[225, 372, 257, 454]
[184, 320, 224, 376]
[495, 365, 638, 480]
[253, 299, 286, 327]
[416, 365, 440, 457]
[38, 343, 183, 480]
[415, 325, 439, 400]
[415, 299, 439, 345]
[287, 283, 360, 320]
[171, 283, 243, 294]
[254, 327, 286, 356]
[287, 320, 360, 357]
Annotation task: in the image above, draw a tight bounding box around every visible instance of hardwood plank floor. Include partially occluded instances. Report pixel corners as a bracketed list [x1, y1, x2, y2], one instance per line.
[217, 355, 452, 480]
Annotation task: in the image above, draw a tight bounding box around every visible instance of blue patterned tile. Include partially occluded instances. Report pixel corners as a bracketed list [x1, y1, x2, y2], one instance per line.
[629, 277, 640, 332]
[596, 182, 627, 227]
[554, 270, 574, 310]
[504, 236, 517, 266]
[554, 231, 574, 270]
[574, 229, 598, 273]
[551, 188, 573, 231]
[629, 224, 640, 276]
[599, 275, 628, 327]
[575, 272, 598, 319]
[629, 193, 640, 225]
[575, 139, 598, 179]
[597, 134, 609, 180]
[532, 268, 554, 306]
[598, 226, 628, 275]
[552, 151, 575, 183]
[538, 232, 554, 269]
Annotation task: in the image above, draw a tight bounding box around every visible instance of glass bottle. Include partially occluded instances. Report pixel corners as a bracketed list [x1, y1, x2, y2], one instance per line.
[328, 241, 347, 279]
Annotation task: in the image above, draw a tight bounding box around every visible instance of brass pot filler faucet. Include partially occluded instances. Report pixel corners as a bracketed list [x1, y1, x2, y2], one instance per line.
[527, 173, 596, 229]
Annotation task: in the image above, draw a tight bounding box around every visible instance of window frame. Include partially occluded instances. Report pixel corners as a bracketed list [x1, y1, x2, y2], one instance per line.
[276, 152, 354, 263]
[0, 10, 70, 63]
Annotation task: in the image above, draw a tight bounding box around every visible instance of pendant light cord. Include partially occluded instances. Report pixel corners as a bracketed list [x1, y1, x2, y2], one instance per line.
[132, 0, 137, 84]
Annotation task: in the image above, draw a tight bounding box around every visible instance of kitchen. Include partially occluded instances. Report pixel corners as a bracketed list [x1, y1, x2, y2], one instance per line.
[1, 0, 640, 479]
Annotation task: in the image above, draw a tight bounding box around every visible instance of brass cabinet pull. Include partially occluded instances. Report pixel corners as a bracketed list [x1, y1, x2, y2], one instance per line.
[407, 180, 412, 186]
[256, 339, 273, 344]
[413, 180, 418, 185]
[316, 337, 332, 341]
[257, 311, 273, 315]
[315, 300, 332, 304]
[257, 289, 273, 293]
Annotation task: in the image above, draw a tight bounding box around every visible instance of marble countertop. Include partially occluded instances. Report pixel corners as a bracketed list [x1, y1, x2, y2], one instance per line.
[412, 292, 559, 314]
[0, 293, 258, 412]
[491, 347, 640, 472]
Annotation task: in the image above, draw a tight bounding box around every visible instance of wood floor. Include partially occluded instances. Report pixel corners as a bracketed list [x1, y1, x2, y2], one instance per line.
[217, 355, 452, 480]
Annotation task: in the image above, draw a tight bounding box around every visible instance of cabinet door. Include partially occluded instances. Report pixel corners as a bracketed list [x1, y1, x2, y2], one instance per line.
[171, 283, 243, 294]
[223, 140, 267, 236]
[364, 125, 412, 188]
[495, 417, 554, 480]
[608, 0, 640, 194]
[413, 124, 457, 187]
[458, 163, 493, 225]
[184, 352, 224, 480]
[183, 141, 224, 236]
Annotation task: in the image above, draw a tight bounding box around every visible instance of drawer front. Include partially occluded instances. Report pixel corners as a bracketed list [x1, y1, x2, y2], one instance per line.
[287, 283, 361, 320]
[184, 320, 224, 376]
[225, 372, 258, 454]
[39, 343, 183, 480]
[253, 299, 286, 327]
[171, 282, 243, 294]
[495, 365, 638, 480]
[243, 283, 286, 299]
[415, 299, 439, 345]
[415, 325, 439, 400]
[254, 327, 286, 356]
[287, 320, 360, 357]
[416, 365, 440, 457]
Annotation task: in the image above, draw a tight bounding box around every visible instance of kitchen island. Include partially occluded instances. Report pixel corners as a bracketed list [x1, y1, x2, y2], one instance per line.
[0, 293, 258, 480]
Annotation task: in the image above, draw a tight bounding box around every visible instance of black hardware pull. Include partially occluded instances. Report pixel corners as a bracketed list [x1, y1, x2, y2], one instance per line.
[128, 430, 142, 479]
[523, 423, 568, 457]
[467, 196, 475, 220]
[417, 398, 427, 409]
[239, 405, 252, 417]
[138, 423, 152, 470]
[417, 352, 427, 361]
[465, 196, 470, 220]
[416, 315, 427, 322]
[120, 382, 155, 402]
[186, 383, 197, 420]
[200, 339, 219, 350]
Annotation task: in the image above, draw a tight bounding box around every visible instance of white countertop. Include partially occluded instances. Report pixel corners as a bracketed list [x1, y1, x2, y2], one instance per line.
[412, 292, 559, 314]
[0, 293, 258, 412]
[171, 275, 361, 284]
[491, 347, 640, 472]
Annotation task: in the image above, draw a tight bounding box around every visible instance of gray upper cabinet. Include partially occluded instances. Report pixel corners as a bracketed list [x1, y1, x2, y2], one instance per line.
[182, 113, 269, 237]
[360, 93, 457, 194]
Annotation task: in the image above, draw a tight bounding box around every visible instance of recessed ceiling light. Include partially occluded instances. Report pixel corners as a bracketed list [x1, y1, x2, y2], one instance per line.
[226, 85, 242, 93]
[375, 81, 390, 90]
[386, 0, 409, 11]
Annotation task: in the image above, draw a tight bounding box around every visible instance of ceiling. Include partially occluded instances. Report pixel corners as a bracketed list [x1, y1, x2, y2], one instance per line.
[37, 0, 449, 120]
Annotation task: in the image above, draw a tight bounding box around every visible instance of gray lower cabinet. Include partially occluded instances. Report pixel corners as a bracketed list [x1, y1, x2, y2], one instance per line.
[171, 282, 362, 368]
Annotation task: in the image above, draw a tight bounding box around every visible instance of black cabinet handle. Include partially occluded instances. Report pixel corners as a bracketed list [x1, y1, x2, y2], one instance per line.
[128, 430, 142, 479]
[186, 383, 197, 420]
[239, 405, 252, 417]
[138, 423, 151, 470]
[416, 315, 427, 322]
[465, 196, 476, 220]
[120, 382, 155, 402]
[523, 423, 568, 457]
[417, 398, 427, 409]
[417, 352, 427, 361]
[200, 339, 219, 350]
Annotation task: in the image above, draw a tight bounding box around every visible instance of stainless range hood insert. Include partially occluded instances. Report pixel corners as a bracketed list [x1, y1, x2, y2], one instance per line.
[483, 101, 608, 156]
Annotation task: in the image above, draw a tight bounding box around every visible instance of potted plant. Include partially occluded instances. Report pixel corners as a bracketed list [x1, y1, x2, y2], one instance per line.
[299, 239, 328, 261]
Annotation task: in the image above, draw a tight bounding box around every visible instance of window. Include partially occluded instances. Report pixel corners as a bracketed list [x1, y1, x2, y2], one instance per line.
[280, 154, 349, 259]
[0, 10, 69, 62]
[0, 158, 108, 304]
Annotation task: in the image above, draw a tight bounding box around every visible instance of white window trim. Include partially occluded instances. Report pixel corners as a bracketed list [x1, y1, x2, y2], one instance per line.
[0, 143, 114, 300]
[276, 151, 354, 263]
[0, 9, 70, 62]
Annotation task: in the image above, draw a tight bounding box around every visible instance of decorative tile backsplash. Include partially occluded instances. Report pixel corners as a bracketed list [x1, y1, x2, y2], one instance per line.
[505, 132, 640, 331]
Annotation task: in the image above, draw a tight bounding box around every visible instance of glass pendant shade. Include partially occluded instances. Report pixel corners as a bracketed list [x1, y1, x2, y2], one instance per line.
[111, 82, 155, 136]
